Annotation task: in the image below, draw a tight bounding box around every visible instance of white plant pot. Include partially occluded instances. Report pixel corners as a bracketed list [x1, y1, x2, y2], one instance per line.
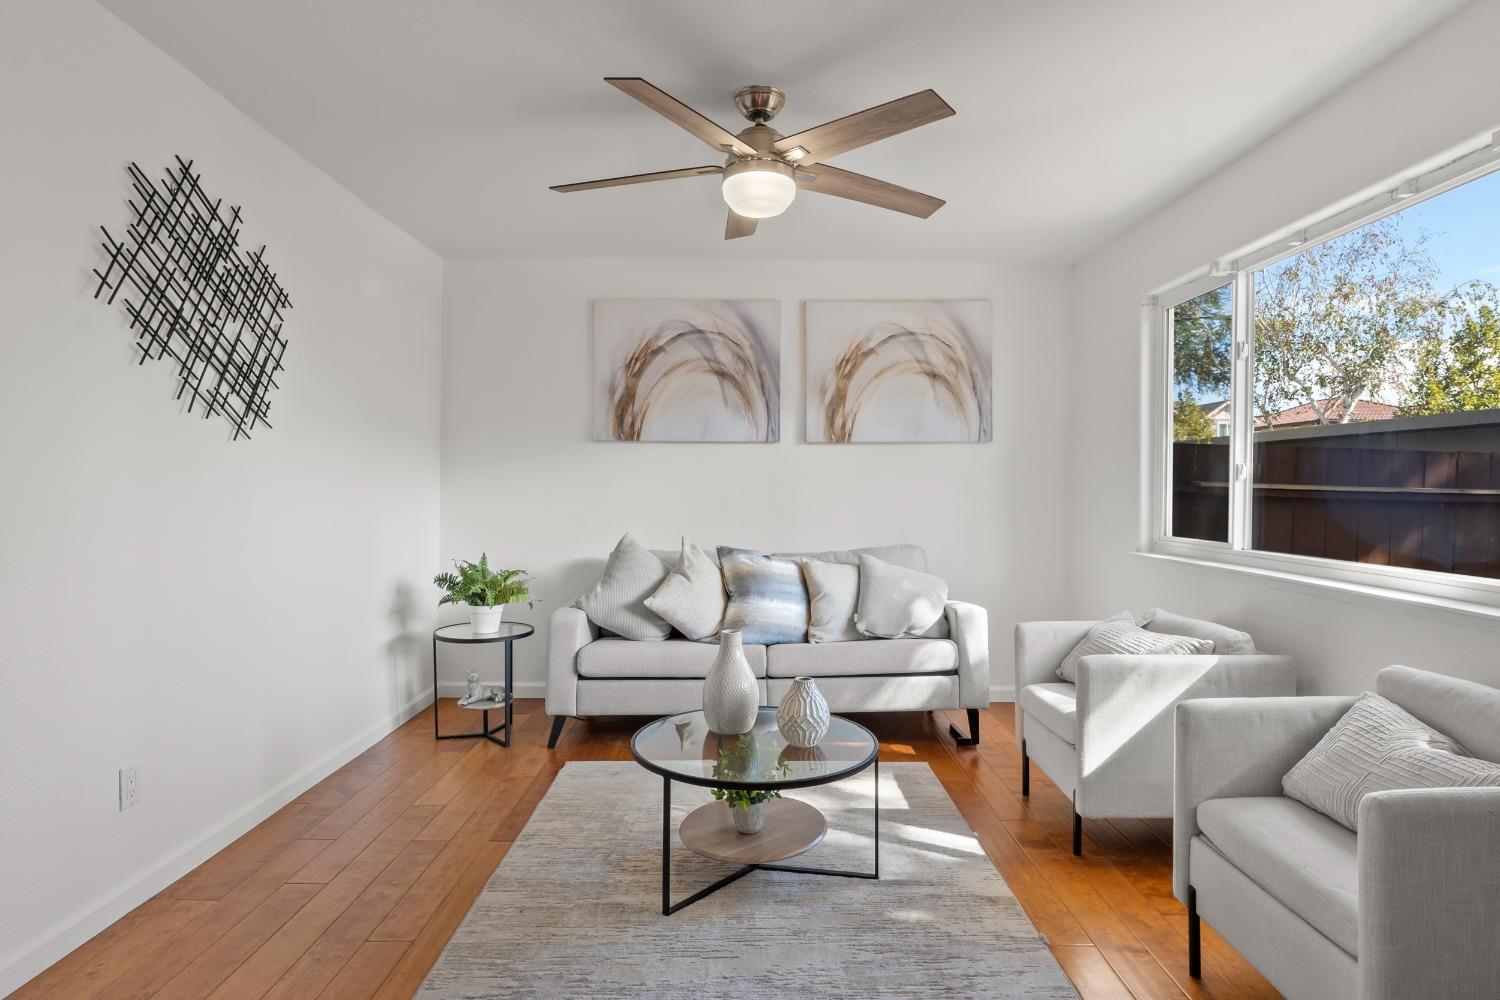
[731, 800, 766, 835]
[468, 605, 505, 634]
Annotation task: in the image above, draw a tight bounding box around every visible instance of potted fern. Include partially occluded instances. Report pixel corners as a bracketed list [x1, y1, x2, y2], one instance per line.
[433, 553, 535, 634]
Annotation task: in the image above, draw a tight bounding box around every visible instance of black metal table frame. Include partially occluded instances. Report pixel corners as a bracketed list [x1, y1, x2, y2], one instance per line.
[431, 623, 532, 748]
[637, 719, 880, 916]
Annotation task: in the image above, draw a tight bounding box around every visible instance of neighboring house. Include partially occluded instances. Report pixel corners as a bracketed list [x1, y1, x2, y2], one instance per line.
[1257, 397, 1398, 429]
[1198, 399, 1232, 437]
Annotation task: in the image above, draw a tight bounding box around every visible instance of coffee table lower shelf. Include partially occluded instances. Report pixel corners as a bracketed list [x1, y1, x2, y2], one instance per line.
[657, 759, 879, 916]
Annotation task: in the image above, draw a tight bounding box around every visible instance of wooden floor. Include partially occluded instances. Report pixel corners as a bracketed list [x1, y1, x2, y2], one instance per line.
[11, 701, 1280, 999]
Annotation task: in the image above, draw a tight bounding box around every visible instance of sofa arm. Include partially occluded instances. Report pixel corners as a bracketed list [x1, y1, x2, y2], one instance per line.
[1013, 620, 1095, 747]
[544, 606, 597, 717]
[1075, 654, 1295, 817]
[1173, 695, 1355, 903]
[1359, 787, 1500, 1000]
[945, 601, 990, 709]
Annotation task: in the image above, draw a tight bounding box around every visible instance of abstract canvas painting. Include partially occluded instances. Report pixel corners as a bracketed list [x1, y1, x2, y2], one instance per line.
[805, 300, 992, 443]
[593, 299, 780, 442]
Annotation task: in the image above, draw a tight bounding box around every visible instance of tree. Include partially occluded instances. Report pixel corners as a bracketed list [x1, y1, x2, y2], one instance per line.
[1172, 394, 1218, 441]
[1172, 283, 1232, 399]
[1253, 218, 1443, 427]
[1403, 280, 1500, 416]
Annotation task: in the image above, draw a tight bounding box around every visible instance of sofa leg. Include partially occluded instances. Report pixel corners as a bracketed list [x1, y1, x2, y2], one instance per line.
[1072, 807, 1082, 857]
[1021, 740, 1030, 796]
[948, 708, 980, 747]
[547, 716, 567, 750]
[1188, 886, 1202, 978]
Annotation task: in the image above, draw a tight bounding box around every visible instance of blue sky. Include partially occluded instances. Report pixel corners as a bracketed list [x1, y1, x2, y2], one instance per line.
[1389, 167, 1500, 292]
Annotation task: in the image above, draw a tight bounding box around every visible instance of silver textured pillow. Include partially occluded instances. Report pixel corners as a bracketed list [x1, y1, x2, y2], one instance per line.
[1283, 692, 1500, 831]
[1056, 612, 1213, 683]
[801, 560, 862, 643]
[854, 554, 947, 639]
[574, 533, 671, 641]
[644, 537, 725, 641]
[719, 546, 809, 645]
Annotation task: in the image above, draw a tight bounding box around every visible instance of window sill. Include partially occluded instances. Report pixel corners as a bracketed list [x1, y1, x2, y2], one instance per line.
[1134, 548, 1500, 631]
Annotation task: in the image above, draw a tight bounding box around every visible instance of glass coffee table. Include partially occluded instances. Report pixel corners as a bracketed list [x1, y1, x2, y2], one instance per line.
[631, 706, 879, 916]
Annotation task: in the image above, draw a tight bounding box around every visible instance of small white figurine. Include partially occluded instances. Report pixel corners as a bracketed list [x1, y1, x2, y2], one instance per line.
[458, 671, 485, 706]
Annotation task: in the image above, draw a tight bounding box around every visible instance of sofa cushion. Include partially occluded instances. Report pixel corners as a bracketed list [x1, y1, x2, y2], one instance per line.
[855, 554, 948, 638]
[766, 638, 956, 678]
[1019, 682, 1077, 745]
[801, 559, 863, 643]
[1197, 796, 1359, 956]
[574, 533, 671, 640]
[1143, 608, 1255, 654]
[644, 537, 725, 641]
[719, 546, 809, 645]
[771, 544, 928, 572]
[1282, 691, 1500, 831]
[577, 638, 768, 679]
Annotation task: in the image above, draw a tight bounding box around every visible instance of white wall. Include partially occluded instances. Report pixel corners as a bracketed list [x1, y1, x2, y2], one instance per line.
[439, 258, 1070, 701]
[0, 1, 443, 991]
[1064, 0, 1500, 695]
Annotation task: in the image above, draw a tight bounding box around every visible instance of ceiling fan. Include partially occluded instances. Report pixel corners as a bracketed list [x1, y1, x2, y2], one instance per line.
[551, 78, 955, 239]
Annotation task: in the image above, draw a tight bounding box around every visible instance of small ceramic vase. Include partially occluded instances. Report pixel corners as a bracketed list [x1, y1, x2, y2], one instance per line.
[702, 629, 759, 735]
[777, 676, 830, 747]
[732, 800, 766, 835]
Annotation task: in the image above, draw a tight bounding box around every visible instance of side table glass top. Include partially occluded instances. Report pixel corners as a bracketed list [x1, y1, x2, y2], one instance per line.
[434, 622, 534, 643]
[632, 707, 876, 791]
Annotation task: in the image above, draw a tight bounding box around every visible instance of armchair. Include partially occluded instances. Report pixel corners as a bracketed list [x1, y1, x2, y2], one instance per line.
[1175, 666, 1500, 1000]
[1013, 611, 1294, 854]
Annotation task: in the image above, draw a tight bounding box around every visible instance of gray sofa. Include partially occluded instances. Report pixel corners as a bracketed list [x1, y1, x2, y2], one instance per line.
[1014, 611, 1295, 854]
[1175, 666, 1500, 1000]
[544, 544, 989, 748]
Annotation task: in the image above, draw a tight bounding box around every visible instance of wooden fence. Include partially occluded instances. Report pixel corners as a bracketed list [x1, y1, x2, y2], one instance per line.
[1172, 438, 1500, 579]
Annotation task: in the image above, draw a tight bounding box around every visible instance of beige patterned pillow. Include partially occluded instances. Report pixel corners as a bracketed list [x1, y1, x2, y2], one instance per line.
[1056, 612, 1213, 683]
[801, 559, 863, 643]
[574, 533, 671, 640]
[644, 537, 725, 641]
[1283, 692, 1500, 831]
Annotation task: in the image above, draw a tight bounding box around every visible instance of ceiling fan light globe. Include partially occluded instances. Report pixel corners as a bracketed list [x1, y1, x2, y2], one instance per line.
[721, 160, 796, 219]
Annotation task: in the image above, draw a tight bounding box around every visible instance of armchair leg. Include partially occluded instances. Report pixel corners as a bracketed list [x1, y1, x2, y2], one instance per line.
[1188, 886, 1201, 978]
[948, 708, 980, 747]
[1072, 805, 1082, 857]
[547, 716, 568, 749]
[1021, 740, 1030, 796]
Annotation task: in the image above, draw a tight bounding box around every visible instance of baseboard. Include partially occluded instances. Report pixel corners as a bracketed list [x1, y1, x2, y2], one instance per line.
[0, 686, 436, 997]
[990, 684, 1015, 703]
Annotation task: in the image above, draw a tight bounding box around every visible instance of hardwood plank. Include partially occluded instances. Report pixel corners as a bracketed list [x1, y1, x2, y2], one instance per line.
[316, 941, 409, 999]
[1051, 945, 1136, 999]
[22, 899, 213, 1000]
[148, 884, 323, 1000]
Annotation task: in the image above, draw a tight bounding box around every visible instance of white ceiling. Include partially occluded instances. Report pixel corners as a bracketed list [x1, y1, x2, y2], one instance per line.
[100, 0, 1467, 263]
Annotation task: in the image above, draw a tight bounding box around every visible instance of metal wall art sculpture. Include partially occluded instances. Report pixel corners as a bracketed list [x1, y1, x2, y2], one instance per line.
[92, 156, 291, 440]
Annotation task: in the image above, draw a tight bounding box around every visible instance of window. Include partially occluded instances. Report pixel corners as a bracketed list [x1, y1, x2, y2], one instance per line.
[1155, 146, 1500, 597]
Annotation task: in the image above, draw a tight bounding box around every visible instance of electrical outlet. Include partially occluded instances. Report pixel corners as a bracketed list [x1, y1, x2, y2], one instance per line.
[119, 764, 140, 811]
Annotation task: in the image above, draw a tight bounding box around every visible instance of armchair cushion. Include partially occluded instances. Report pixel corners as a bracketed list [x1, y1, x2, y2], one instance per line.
[1018, 682, 1076, 745]
[1057, 612, 1212, 683]
[1142, 609, 1255, 654]
[1282, 692, 1500, 831]
[1197, 796, 1359, 956]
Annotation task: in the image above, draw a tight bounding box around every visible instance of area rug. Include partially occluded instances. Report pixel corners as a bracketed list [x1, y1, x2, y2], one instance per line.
[417, 761, 1077, 999]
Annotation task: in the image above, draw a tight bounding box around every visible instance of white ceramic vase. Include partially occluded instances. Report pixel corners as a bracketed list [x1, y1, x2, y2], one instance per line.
[702, 629, 759, 735]
[777, 676, 830, 747]
[468, 604, 504, 634]
[731, 800, 766, 835]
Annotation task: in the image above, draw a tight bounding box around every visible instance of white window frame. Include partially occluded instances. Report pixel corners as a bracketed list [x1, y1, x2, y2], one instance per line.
[1147, 133, 1500, 617]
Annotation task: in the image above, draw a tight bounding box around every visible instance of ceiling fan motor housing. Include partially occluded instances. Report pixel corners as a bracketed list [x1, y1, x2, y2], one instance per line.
[734, 85, 785, 124]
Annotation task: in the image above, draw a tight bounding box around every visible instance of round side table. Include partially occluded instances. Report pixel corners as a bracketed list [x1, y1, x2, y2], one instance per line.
[432, 621, 533, 747]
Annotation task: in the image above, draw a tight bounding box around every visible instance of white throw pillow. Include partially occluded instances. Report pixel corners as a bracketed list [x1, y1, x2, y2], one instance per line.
[644, 537, 726, 641]
[1056, 612, 1213, 683]
[574, 533, 671, 640]
[1282, 692, 1500, 831]
[854, 554, 947, 639]
[801, 559, 863, 643]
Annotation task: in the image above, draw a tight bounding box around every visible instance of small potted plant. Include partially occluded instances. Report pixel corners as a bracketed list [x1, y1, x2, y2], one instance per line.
[433, 553, 535, 634]
[710, 735, 791, 834]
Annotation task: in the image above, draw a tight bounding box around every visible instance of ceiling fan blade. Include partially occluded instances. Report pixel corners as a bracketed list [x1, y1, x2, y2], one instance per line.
[774, 89, 954, 166]
[606, 78, 757, 158]
[724, 210, 758, 240]
[550, 165, 722, 193]
[796, 164, 945, 219]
